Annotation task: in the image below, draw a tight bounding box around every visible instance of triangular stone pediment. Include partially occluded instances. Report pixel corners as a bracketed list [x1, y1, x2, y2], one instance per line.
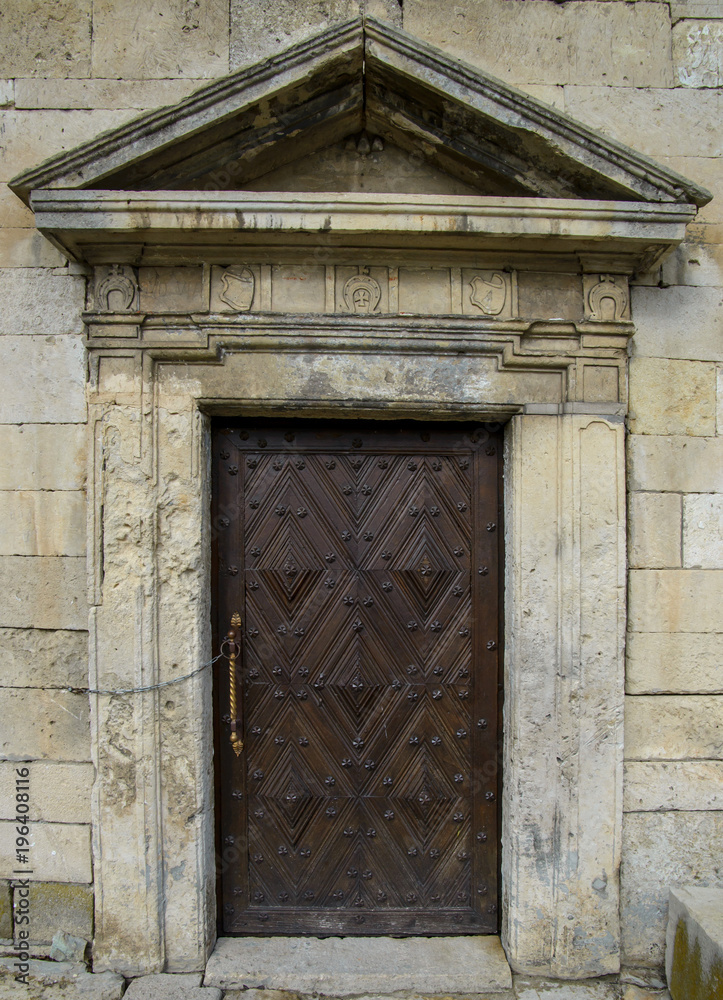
[10, 17, 710, 208]
[197, 135, 483, 197]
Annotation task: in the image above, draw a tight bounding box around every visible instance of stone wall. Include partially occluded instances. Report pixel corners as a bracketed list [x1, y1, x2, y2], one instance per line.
[0, 0, 721, 974]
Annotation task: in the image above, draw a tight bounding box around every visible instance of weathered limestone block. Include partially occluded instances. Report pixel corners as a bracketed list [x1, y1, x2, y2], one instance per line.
[627, 632, 723, 694]
[0, 881, 10, 940]
[125, 974, 221, 1000]
[0, 0, 91, 78]
[624, 761, 723, 812]
[630, 287, 723, 363]
[0, 81, 12, 107]
[683, 494, 723, 568]
[11, 882, 93, 946]
[0, 336, 86, 424]
[0, 229, 66, 269]
[628, 569, 723, 632]
[0, 268, 85, 338]
[671, 0, 723, 17]
[0, 958, 124, 999]
[0, 762, 92, 824]
[365, 0, 402, 27]
[621, 811, 723, 968]
[0, 110, 135, 181]
[514, 981, 622, 999]
[404, 0, 674, 87]
[628, 493, 681, 570]
[0, 425, 86, 491]
[667, 887, 723, 1000]
[0, 628, 87, 689]
[0, 821, 91, 882]
[563, 87, 722, 159]
[158, 350, 563, 409]
[518, 271, 581, 322]
[659, 228, 723, 289]
[0, 689, 90, 762]
[91, 0, 228, 79]
[673, 20, 723, 88]
[0, 492, 85, 557]
[139, 267, 208, 313]
[625, 695, 723, 760]
[230, 0, 359, 70]
[629, 436, 723, 493]
[49, 930, 88, 963]
[14, 78, 204, 110]
[0, 557, 86, 630]
[628, 359, 717, 437]
[204, 936, 512, 993]
[0, 187, 34, 229]
[517, 84, 566, 111]
[659, 156, 723, 226]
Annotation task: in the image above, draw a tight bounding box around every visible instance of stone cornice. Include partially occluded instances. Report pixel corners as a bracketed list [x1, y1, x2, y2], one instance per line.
[32, 191, 694, 269]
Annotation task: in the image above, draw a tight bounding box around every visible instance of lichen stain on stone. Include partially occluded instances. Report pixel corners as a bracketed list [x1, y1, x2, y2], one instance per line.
[299, 366, 336, 399]
[670, 919, 723, 1000]
[169, 860, 187, 881]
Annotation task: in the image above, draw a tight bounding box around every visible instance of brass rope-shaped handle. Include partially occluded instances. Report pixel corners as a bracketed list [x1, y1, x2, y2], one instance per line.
[224, 612, 243, 757]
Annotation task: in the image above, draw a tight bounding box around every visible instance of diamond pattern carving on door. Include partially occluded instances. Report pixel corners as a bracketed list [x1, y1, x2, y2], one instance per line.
[214, 422, 501, 934]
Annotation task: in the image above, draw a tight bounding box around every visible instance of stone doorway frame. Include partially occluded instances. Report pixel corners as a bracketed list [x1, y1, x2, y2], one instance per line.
[87, 340, 625, 981]
[9, 13, 705, 982]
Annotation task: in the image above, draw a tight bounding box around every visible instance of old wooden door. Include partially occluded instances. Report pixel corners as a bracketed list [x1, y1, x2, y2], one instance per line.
[213, 421, 501, 935]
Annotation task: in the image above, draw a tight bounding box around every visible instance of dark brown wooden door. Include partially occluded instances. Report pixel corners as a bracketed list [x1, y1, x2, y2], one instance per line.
[213, 421, 501, 935]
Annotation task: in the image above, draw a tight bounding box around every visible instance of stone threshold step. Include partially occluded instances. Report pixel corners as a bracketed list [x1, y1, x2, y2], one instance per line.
[204, 937, 513, 995]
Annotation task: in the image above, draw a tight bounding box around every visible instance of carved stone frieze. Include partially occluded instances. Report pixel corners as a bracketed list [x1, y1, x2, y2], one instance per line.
[133, 263, 528, 320]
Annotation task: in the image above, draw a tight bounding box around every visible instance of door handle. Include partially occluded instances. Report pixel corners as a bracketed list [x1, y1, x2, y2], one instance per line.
[222, 612, 243, 757]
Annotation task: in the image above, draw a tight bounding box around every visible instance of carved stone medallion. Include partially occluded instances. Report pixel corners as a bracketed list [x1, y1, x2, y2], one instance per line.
[583, 274, 630, 322]
[220, 266, 256, 312]
[469, 272, 508, 316]
[343, 266, 382, 314]
[95, 264, 138, 312]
